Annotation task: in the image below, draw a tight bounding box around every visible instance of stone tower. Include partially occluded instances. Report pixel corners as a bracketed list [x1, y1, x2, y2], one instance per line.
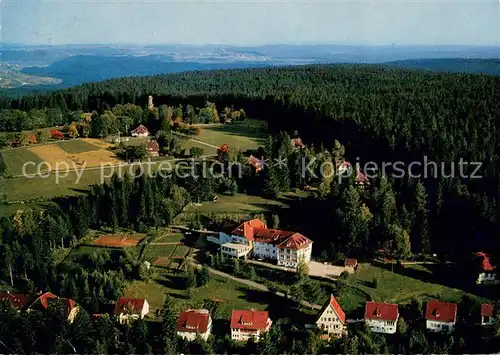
[148, 95, 154, 109]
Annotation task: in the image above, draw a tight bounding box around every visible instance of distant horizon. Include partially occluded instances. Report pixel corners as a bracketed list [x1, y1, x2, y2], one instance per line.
[2, 42, 500, 49]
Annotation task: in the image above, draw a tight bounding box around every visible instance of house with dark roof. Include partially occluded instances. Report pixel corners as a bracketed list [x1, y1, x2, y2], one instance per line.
[114, 297, 149, 324]
[425, 300, 457, 333]
[131, 125, 149, 137]
[211, 219, 313, 269]
[316, 295, 346, 339]
[230, 309, 272, 342]
[481, 303, 495, 326]
[476, 252, 498, 285]
[176, 309, 212, 341]
[28, 292, 79, 323]
[364, 301, 399, 334]
[0, 292, 30, 310]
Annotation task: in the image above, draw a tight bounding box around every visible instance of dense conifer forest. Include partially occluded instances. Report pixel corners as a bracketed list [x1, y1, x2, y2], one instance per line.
[0, 64, 499, 353]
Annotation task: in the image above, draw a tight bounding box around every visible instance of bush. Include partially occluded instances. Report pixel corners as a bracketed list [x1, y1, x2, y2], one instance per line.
[339, 270, 350, 280]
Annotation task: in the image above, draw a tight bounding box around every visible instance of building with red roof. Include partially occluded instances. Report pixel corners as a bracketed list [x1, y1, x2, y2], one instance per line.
[114, 297, 149, 324]
[146, 140, 159, 156]
[27, 292, 79, 323]
[316, 295, 347, 339]
[131, 125, 149, 137]
[0, 292, 30, 310]
[290, 137, 305, 148]
[481, 304, 495, 326]
[176, 309, 212, 341]
[248, 155, 263, 172]
[230, 309, 272, 342]
[212, 218, 313, 269]
[364, 302, 399, 334]
[425, 300, 457, 333]
[344, 258, 358, 271]
[476, 252, 498, 285]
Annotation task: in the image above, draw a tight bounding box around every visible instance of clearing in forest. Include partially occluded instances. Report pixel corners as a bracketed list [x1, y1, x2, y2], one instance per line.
[29, 141, 120, 170]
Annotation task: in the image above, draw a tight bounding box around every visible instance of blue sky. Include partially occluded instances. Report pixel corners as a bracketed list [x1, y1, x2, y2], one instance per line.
[3, 0, 500, 46]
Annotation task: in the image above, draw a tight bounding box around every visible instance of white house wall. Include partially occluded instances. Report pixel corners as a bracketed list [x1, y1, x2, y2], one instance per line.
[366, 319, 397, 334]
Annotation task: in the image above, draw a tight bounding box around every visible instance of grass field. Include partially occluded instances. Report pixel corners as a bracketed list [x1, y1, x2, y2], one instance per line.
[155, 233, 184, 243]
[193, 120, 267, 152]
[143, 244, 178, 262]
[345, 264, 488, 307]
[1, 148, 43, 175]
[125, 275, 269, 318]
[56, 139, 102, 154]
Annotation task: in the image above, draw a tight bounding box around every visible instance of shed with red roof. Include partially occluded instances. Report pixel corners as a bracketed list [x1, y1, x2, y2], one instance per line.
[481, 303, 495, 326]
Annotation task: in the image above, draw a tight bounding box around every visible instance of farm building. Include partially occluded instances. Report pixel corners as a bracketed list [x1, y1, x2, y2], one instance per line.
[481, 304, 495, 326]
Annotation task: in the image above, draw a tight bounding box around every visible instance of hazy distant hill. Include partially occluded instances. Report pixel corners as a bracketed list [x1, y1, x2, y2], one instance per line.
[20, 55, 278, 86]
[384, 58, 500, 76]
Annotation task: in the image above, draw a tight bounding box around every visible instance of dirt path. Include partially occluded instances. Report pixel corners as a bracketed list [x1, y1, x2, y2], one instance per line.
[172, 131, 220, 149]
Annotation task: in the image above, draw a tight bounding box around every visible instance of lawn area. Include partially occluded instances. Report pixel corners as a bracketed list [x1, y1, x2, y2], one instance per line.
[1, 147, 43, 176]
[193, 120, 268, 152]
[0, 158, 178, 202]
[182, 193, 287, 215]
[155, 232, 183, 243]
[182, 139, 218, 155]
[56, 139, 101, 154]
[143, 244, 178, 262]
[124, 275, 269, 318]
[345, 264, 487, 306]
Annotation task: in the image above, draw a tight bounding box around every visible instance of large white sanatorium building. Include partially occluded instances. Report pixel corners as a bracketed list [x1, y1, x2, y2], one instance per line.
[208, 219, 313, 269]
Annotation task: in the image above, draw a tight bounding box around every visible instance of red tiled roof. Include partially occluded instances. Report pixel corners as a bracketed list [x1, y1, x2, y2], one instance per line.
[230, 310, 270, 331]
[38, 292, 58, 309]
[356, 171, 368, 183]
[291, 138, 305, 148]
[481, 304, 494, 317]
[132, 125, 149, 134]
[146, 141, 159, 151]
[0, 292, 30, 309]
[176, 309, 210, 334]
[253, 228, 295, 245]
[477, 252, 495, 271]
[364, 302, 399, 321]
[248, 155, 263, 169]
[324, 295, 346, 323]
[277, 233, 312, 250]
[114, 297, 146, 315]
[231, 219, 266, 241]
[344, 258, 358, 267]
[425, 300, 457, 323]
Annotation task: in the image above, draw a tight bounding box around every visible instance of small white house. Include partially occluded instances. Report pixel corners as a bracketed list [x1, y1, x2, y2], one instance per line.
[425, 300, 457, 333]
[230, 309, 272, 342]
[364, 302, 399, 334]
[176, 309, 212, 341]
[114, 297, 149, 324]
[316, 295, 347, 339]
